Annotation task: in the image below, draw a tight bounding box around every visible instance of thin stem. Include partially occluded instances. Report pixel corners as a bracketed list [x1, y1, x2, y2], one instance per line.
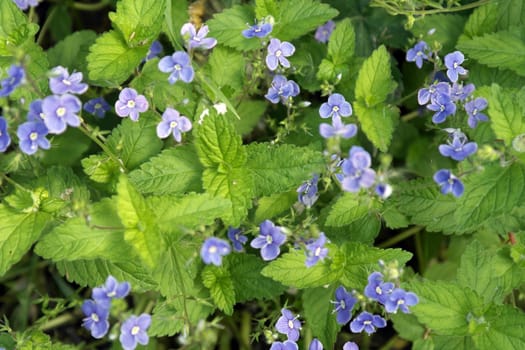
[409, 0, 492, 15]
[401, 110, 420, 122]
[71, 0, 111, 11]
[79, 123, 127, 173]
[379, 335, 408, 350]
[1, 173, 32, 193]
[415, 230, 426, 273]
[394, 89, 418, 105]
[37, 6, 58, 46]
[378, 226, 423, 248]
[39, 313, 76, 331]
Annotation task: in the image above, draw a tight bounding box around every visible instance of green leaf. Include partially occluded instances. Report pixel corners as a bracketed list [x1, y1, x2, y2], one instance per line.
[207, 5, 260, 51]
[457, 29, 525, 77]
[262, 248, 340, 288]
[207, 46, 245, 97]
[255, 0, 278, 18]
[254, 191, 297, 223]
[381, 205, 410, 229]
[327, 18, 355, 66]
[355, 45, 397, 107]
[226, 254, 286, 301]
[87, 30, 148, 87]
[324, 193, 373, 227]
[302, 286, 339, 349]
[148, 193, 232, 232]
[496, 0, 525, 29]
[272, 0, 338, 41]
[233, 99, 267, 136]
[106, 113, 163, 170]
[410, 280, 484, 336]
[245, 143, 324, 197]
[47, 30, 97, 77]
[354, 102, 399, 152]
[391, 313, 426, 342]
[81, 153, 120, 184]
[201, 265, 236, 315]
[128, 146, 203, 195]
[0, 206, 50, 276]
[411, 15, 466, 53]
[462, 2, 498, 39]
[42, 128, 91, 167]
[109, 0, 165, 46]
[325, 212, 382, 245]
[455, 163, 525, 233]
[0, 0, 39, 55]
[10, 41, 50, 102]
[473, 304, 525, 348]
[163, 0, 188, 48]
[432, 336, 475, 350]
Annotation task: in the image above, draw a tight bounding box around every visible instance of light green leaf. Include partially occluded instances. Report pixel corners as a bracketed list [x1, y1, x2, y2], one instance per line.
[324, 193, 373, 227]
[496, 0, 525, 29]
[355, 45, 397, 107]
[473, 304, 525, 349]
[109, 0, 165, 46]
[354, 102, 399, 152]
[233, 99, 267, 136]
[207, 46, 245, 96]
[207, 5, 260, 51]
[0, 0, 39, 55]
[245, 143, 324, 197]
[87, 30, 148, 87]
[81, 154, 120, 184]
[47, 30, 97, 77]
[327, 18, 355, 66]
[411, 14, 466, 53]
[42, 128, 91, 167]
[391, 313, 426, 342]
[128, 146, 203, 195]
[201, 265, 236, 315]
[462, 2, 498, 39]
[255, 0, 279, 18]
[0, 206, 50, 276]
[302, 286, 339, 349]
[163, 0, 188, 47]
[254, 191, 297, 223]
[432, 336, 475, 350]
[10, 41, 50, 102]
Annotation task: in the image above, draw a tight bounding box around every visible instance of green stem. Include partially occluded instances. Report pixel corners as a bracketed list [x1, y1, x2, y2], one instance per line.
[379, 335, 408, 350]
[394, 89, 418, 105]
[39, 313, 76, 331]
[409, 0, 492, 15]
[36, 6, 58, 46]
[79, 123, 127, 173]
[71, 0, 111, 11]
[378, 226, 423, 248]
[415, 230, 426, 273]
[239, 310, 251, 350]
[401, 110, 420, 122]
[1, 173, 32, 193]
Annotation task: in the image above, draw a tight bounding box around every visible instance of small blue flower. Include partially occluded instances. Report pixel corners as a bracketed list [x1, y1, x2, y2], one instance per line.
[433, 169, 464, 197]
[384, 288, 419, 314]
[145, 40, 163, 61]
[119, 314, 151, 350]
[450, 82, 474, 102]
[42, 94, 81, 134]
[349, 311, 387, 335]
[201, 237, 231, 266]
[0, 117, 12, 152]
[305, 233, 328, 267]
[309, 338, 323, 350]
[464, 97, 488, 128]
[406, 41, 429, 69]
[339, 146, 376, 193]
[265, 75, 300, 104]
[156, 108, 192, 142]
[319, 117, 357, 139]
[27, 99, 44, 121]
[275, 308, 301, 341]
[181, 23, 217, 50]
[0, 64, 25, 97]
[266, 38, 295, 71]
[243, 22, 272, 38]
[427, 93, 456, 124]
[375, 183, 393, 199]
[444, 51, 467, 83]
[115, 88, 149, 121]
[270, 340, 299, 350]
[417, 81, 450, 106]
[438, 129, 477, 161]
[227, 227, 248, 252]
[17, 121, 50, 155]
[343, 341, 359, 350]
[158, 51, 194, 84]
[83, 97, 111, 118]
[319, 93, 352, 119]
[13, 0, 39, 10]
[314, 20, 335, 43]
[332, 286, 356, 325]
[297, 174, 319, 208]
[250, 220, 286, 261]
[81, 299, 110, 339]
[364, 272, 394, 304]
[92, 276, 130, 306]
[49, 66, 88, 95]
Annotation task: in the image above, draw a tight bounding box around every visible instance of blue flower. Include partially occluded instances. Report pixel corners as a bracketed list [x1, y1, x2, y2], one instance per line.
[375, 183, 393, 199]
[0, 117, 11, 152]
[314, 20, 335, 43]
[275, 308, 301, 341]
[332, 286, 356, 325]
[384, 288, 419, 314]
[319, 117, 357, 139]
[92, 276, 130, 306]
[227, 227, 248, 252]
[305, 233, 328, 267]
[364, 272, 394, 304]
[343, 341, 359, 350]
[181, 23, 217, 50]
[349, 311, 387, 335]
[438, 129, 477, 161]
[48, 66, 88, 95]
[42, 94, 81, 134]
[201, 237, 231, 266]
[145, 40, 163, 61]
[450, 82, 474, 102]
[81, 299, 110, 339]
[265, 75, 300, 104]
[0, 64, 25, 97]
[13, 0, 39, 10]
[427, 93, 456, 124]
[243, 22, 273, 38]
[339, 146, 376, 193]
[158, 51, 194, 84]
[119, 314, 151, 350]
[250, 220, 286, 261]
[156, 108, 192, 142]
[444, 51, 467, 83]
[465, 97, 488, 128]
[115, 88, 149, 121]
[319, 93, 352, 119]
[433, 169, 464, 197]
[417, 81, 450, 106]
[17, 121, 50, 155]
[406, 41, 429, 69]
[309, 338, 323, 350]
[83, 97, 111, 118]
[270, 340, 299, 350]
[297, 174, 319, 208]
[27, 99, 44, 121]
[266, 38, 295, 71]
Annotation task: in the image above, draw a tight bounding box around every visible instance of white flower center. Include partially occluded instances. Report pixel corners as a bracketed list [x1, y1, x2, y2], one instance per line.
[174, 64, 182, 71]
[364, 320, 372, 325]
[397, 299, 405, 305]
[131, 326, 140, 335]
[472, 108, 478, 115]
[340, 300, 346, 309]
[332, 105, 339, 113]
[127, 100, 136, 108]
[315, 246, 322, 256]
[62, 79, 71, 86]
[170, 121, 178, 129]
[94, 103, 102, 109]
[266, 235, 273, 244]
[275, 50, 282, 57]
[375, 286, 382, 295]
[91, 313, 99, 322]
[288, 320, 294, 329]
[453, 62, 458, 68]
[56, 107, 66, 117]
[29, 132, 38, 141]
[209, 246, 217, 254]
[108, 291, 116, 297]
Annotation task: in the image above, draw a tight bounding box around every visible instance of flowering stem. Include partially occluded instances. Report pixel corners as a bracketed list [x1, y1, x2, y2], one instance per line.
[36, 6, 58, 46]
[378, 226, 423, 248]
[371, 0, 491, 16]
[71, 0, 112, 11]
[79, 123, 127, 173]
[400, 110, 420, 122]
[38, 313, 76, 331]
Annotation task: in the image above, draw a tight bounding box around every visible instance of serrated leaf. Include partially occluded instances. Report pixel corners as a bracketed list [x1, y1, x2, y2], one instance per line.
[81, 154, 120, 184]
[327, 18, 355, 66]
[0, 0, 39, 55]
[355, 45, 397, 107]
[391, 313, 426, 342]
[462, 2, 498, 39]
[381, 205, 409, 229]
[473, 304, 525, 348]
[87, 30, 148, 87]
[233, 99, 267, 136]
[255, 0, 278, 18]
[208, 6, 260, 51]
[47, 30, 97, 77]
[42, 128, 91, 167]
[432, 336, 475, 350]
[10, 41, 50, 102]
[245, 143, 324, 197]
[411, 15, 466, 53]
[496, 0, 525, 29]
[302, 286, 339, 349]
[201, 265, 235, 315]
[254, 191, 297, 223]
[354, 101, 399, 152]
[324, 193, 371, 227]
[325, 212, 382, 245]
[109, 0, 165, 46]
[272, 0, 338, 41]
[207, 46, 245, 96]
[0, 206, 50, 276]
[128, 146, 203, 195]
